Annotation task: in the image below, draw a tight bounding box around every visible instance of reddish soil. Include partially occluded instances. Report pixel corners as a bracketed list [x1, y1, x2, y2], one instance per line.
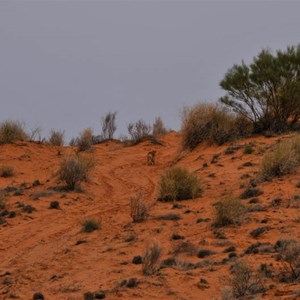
[0, 132, 299, 299]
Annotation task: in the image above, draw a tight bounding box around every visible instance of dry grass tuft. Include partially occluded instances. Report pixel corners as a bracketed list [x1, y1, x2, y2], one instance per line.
[158, 166, 202, 201]
[213, 197, 246, 227]
[181, 103, 252, 150]
[129, 192, 148, 222]
[142, 239, 162, 276]
[260, 135, 300, 180]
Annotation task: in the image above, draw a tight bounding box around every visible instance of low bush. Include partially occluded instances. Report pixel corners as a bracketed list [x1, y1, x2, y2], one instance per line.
[127, 119, 151, 143]
[213, 197, 246, 227]
[129, 192, 148, 222]
[142, 239, 162, 276]
[48, 129, 65, 146]
[77, 128, 94, 152]
[0, 120, 28, 144]
[277, 240, 300, 281]
[152, 116, 167, 137]
[70, 128, 94, 151]
[58, 154, 94, 190]
[0, 165, 15, 178]
[260, 136, 300, 180]
[158, 167, 202, 201]
[228, 260, 265, 298]
[181, 103, 252, 150]
[82, 219, 100, 233]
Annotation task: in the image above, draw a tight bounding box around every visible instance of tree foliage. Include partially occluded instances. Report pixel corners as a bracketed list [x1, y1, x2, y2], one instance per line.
[220, 45, 300, 132]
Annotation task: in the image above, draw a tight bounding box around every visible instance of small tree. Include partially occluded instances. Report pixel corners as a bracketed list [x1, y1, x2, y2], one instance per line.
[219, 45, 300, 132]
[101, 111, 117, 140]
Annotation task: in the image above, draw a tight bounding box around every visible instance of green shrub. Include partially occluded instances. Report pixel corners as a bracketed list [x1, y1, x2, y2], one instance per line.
[48, 129, 65, 146]
[58, 154, 94, 190]
[260, 136, 300, 180]
[0, 165, 15, 178]
[213, 197, 246, 227]
[181, 103, 251, 150]
[0, 120, 28, 144]
[158, 167, 202, 201]
[82, 219, 100, 233]
[244, 145, 254, 154]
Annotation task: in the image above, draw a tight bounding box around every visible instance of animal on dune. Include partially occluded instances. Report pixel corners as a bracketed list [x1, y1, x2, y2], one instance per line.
[147, 150, 156, 165]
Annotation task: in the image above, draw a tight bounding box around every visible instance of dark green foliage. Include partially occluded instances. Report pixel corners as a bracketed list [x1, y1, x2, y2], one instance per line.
[49, 201, 60, 209]
[0, 165, 15, 178]
[82, 219, 100, 233]
[220, 45, 300, 133]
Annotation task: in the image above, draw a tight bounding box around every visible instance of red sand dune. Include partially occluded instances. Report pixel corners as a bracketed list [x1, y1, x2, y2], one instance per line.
[0, 132, 299, 299]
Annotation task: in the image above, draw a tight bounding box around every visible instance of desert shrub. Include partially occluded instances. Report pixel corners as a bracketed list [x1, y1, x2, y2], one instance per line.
[29, 126, 43, 142]
[244, 145, 254, 154]
[69, 129, 94, 150]
[152, 116, 167, 137]
[158, 167, 202, 201]
[82, 219, 100, 233]
[58, 154, 94, 190]
[0, 192, 7, 210]
[127, 119, 151, 143]
[49, 200, 60, 209]
[0, 120, 28, 144]
[181, 103, 251, 150]
[260, 136, 300, 180]
[101, 111, 117, 140]
[129, 192, 148, 222]
[0, 165, 15, 178]
[213, 197, 246, 227]
[142, 239, 162, 276]
[77, 128, 94, 151]
[278, 240, 300, 281]
[229, 260, 265, 298]
[48, 129, 65, 146]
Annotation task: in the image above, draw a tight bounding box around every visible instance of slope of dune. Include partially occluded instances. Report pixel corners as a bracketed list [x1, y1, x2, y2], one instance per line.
[0, 132, 299, 300]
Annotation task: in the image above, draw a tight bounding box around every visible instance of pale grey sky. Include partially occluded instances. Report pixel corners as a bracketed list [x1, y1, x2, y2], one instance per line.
[0, 1, 299, 141]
